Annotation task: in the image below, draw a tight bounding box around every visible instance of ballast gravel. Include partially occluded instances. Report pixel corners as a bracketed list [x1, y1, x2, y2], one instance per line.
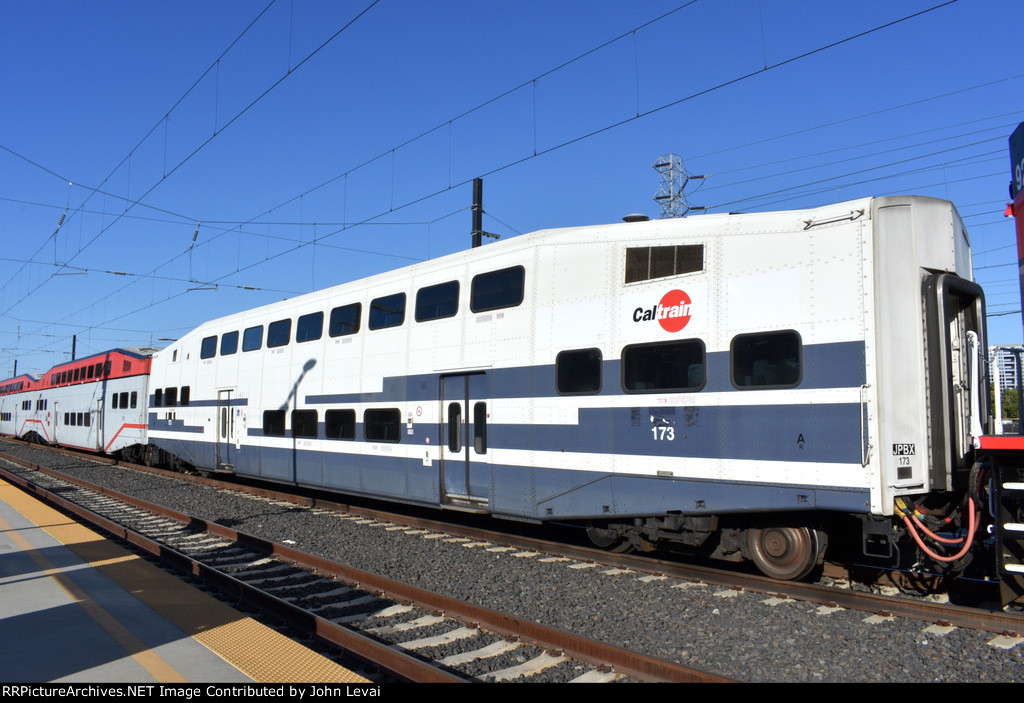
[6, 446, 1023, 683]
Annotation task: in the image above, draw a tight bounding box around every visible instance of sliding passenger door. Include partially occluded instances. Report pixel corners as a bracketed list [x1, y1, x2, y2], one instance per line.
[216, 389, 235, 471]
[96, 397, 104, 451]
[439, 373, 489, 509]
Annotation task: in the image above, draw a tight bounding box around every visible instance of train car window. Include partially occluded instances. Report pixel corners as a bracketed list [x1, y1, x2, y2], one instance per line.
[131, 391, 139, 408]
[369, 293, 406, 330]
[474, 402, 487, 454]
[447, 403, 462, 451]
[86, 365, 94, 379]
[77, 412, 83, 426]
[556, 348, 602, 395]
[622, 340, 706, 393]
[415, 281, 459, 322]
[178, 387, 188, 406]
[221, 331, 239, 356]
[63, 412, 69, 425]
[83, 412, 90, 427]
[268, 319, 292, 348]
[95, 363, 102, 377]
[243, 325, 263, 352]
[625, 244, 704, 284]
[104, 361, 112, 376]
[154, 389, 163, 407]
[200, 336, 217, 359]
[291, 410, 318, 438]
[364, 408, 401, 442]
[470, 266, 524, 313]
[263, 410, 286, 436]
[297, 312, 324, 342]
[329, 304, 361, 337]
[164, 388, 177, 406]
[73, 368, 80, 381]
[730, 330, 802, 389]
[325, 409, 356, 440]
[119, 392, 129, 408]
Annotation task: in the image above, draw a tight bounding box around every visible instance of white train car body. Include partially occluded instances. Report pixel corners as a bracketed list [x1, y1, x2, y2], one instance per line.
[0, 349, 154, 455]
[147, 196, 986, 573]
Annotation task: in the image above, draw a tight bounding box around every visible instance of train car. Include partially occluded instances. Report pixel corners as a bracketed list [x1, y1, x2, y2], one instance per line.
[0, 348, 156, 458]
[0, 375, 38, 439]
[147, 194, 989, 580]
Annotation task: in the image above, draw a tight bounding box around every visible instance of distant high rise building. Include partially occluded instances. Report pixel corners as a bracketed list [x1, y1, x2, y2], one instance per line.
[991, 345, 1024, 393]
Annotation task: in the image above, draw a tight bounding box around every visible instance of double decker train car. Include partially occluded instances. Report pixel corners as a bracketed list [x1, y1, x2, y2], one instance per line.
[139, 194, 990, 581]
[0, 348, 156, 458]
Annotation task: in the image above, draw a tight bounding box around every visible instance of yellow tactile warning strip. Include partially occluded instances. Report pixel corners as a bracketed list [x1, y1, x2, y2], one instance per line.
[0, 479, 369, 683]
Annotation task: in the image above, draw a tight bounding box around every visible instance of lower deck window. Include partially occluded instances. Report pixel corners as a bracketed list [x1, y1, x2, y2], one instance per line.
[263, 410, 286, 436]
[325, 409, 356, 440]
[291, 410, 318, 438]
[364, 408, 401, 442]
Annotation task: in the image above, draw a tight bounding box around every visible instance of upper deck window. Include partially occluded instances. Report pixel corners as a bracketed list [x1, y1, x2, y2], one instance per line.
[369, 293, 406, 330]
[243, 325, 263, 352]
[329, 303, 360, 337]
[200, 336, 217, 359]
[625, 245, 704, 284]
[297, 312, 324, 342]
[471, 266, 524, 313]
[415, 281, 459, 322]
[221, 331, 239, 356]
[267, 319, 292, 348]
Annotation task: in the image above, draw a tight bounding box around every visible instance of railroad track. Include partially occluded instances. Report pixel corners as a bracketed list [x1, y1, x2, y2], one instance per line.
[0, 449, 728, 684]
[3, 439, 1023, 682]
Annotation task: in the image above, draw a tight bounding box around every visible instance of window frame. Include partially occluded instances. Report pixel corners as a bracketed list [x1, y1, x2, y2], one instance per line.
[555, 348, 603, 396]
[621, 339, 707, 394]
[415, 280, 460, 322]
[368, 293, 406, 331]
[242, 325, 264, 352]
[470, 265, 525, 313]
[325, 409, 356, 440]
[200, 335, 218, 359]
[329, 303, 361, 337]
[363, 408, 402, 443]
[296, 312, 324, 343]
[267, 318, 292, 348]
[291, 409, 319, 438]
[220, 331, 239, 356]
[729, 329, 803, 390]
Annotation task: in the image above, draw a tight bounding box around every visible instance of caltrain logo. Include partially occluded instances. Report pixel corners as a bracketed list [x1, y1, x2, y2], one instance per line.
[633, 289, 692, 332]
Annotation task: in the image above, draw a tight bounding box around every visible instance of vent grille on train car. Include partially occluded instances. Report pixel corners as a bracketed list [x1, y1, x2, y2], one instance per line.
[625, 244, 704, 284]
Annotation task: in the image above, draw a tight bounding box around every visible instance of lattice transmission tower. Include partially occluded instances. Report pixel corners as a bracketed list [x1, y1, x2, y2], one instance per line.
[652, 154, 705, 218]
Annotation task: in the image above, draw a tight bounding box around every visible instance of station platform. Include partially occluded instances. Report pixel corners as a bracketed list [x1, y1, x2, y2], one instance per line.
[0, 477, 369, 684]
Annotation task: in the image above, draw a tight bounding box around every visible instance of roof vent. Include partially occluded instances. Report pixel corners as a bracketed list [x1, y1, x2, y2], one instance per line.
[622, 213, 649, 223]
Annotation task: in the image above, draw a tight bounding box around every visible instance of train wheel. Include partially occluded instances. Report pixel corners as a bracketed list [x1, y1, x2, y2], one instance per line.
[745, 524, 823, 581]
[586, 523, 635, 553]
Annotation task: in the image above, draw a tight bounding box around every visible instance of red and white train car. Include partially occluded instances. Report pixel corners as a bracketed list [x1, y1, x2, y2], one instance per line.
[0, 347, 156, 458]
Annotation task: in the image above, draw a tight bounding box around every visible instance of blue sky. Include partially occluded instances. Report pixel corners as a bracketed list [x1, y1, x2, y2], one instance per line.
[1, 0, 1021, 377]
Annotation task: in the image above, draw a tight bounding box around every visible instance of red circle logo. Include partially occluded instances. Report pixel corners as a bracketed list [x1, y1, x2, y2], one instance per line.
[658, 289, 692, 332]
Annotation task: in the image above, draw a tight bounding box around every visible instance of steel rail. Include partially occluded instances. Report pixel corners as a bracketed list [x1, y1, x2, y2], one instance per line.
[0, 453, 731, 683]
[0, 458, 463, 683]
[6, 439, 1022, 638]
